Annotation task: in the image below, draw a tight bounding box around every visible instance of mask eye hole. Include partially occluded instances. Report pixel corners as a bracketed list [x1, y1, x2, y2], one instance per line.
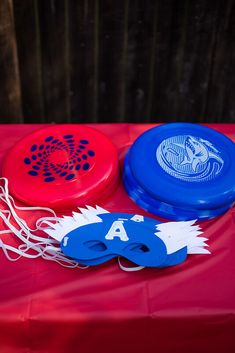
[84, 240, 107, 252]
[127, 243, 150, 253]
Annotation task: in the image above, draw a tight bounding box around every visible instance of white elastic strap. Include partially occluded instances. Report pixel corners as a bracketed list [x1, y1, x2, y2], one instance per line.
[0, 239, 42, 261]
[0, 211, 55, 247]
[0, 215, 59, 261]
[0, 177, 87, 268]
[36, 218, 61, 231]
[0, 239, 81, 268]
[0, 212, 80, 267]
[118, 257, 144, 272]
[0, 178, 56, 231]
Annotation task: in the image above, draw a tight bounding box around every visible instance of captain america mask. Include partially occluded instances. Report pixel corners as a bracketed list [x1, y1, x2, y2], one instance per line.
[43, 207, 209, 268]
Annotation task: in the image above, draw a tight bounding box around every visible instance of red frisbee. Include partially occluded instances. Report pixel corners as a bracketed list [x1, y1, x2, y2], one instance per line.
[2, 125, 119, 210]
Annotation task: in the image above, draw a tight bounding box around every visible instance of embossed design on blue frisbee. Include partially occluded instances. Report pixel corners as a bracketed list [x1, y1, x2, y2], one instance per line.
[156, 135, 224, 182]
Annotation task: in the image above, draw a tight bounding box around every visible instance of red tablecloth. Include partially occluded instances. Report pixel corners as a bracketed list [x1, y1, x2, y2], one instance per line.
[0, 124, 235, 353]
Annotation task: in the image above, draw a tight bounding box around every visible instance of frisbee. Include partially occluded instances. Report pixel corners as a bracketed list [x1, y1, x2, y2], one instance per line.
[123, 123, 235, 220]
[2, 125, 119, 209]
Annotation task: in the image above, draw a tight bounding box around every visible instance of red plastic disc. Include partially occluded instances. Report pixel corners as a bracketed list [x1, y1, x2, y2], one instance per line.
[2, 125, 119, 210]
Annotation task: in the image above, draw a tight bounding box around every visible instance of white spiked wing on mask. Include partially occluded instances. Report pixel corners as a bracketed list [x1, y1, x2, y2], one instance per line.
[155, 220, 210, 254]
[43, 206, 110, 242]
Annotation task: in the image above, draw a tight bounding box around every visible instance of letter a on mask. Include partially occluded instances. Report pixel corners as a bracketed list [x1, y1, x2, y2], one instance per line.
[105, 221, 129, 242]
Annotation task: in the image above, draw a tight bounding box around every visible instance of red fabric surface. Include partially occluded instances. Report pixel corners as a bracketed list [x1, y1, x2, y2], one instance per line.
[0, 124, 235, 353]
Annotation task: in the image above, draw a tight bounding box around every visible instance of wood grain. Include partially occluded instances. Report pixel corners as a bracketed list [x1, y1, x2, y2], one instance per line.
[0, 0, 234, 123]
[0, 0, 22, 122]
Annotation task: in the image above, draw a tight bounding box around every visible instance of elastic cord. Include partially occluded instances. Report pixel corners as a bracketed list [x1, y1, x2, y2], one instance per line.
[0, 177, 84, 268]
[118, 257, 144, 272]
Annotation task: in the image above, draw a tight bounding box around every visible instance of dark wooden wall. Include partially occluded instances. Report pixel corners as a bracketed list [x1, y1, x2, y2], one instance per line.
[0, 0, 234, 124]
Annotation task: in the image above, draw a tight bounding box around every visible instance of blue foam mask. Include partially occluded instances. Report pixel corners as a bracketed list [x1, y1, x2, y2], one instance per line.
[61, 213, 168, 267]
[43, 206, 209, 268]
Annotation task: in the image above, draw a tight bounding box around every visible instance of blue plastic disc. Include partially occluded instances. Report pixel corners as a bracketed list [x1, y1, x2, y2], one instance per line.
[123, 123, 235, 220]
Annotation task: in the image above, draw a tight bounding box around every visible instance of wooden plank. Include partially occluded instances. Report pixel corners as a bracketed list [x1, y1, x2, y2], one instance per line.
[69, 0, 98, 122]
[205, 0, 235, 123]
[222, 1, 235, 123]
[67, 1, 84, 122]
[37, 0, 71, 123]
[13, 0, 45, 122]
[0, 0, 22, 122]
[98, 0, 136, 122]
[64, 0, 71, 123]
[146, 1, 159, 121]
[127, 0, 157, 122]
[149, 0, 221, 123]
[97, 0, 126, 122]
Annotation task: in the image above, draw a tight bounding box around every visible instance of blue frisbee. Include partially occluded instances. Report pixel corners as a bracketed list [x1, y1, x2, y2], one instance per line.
[123, 123, 235, 220]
